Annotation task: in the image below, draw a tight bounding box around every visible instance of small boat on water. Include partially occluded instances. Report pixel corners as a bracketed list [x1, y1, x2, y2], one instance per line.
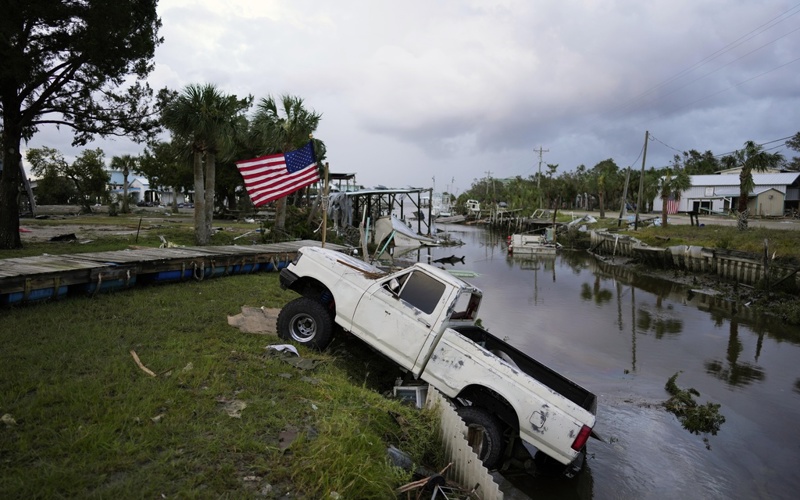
[373, 215, 439, 249]
[507, 228, 559, 256]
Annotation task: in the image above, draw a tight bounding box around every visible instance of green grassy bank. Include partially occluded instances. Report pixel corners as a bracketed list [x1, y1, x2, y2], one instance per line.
[0, 273, 441, 498]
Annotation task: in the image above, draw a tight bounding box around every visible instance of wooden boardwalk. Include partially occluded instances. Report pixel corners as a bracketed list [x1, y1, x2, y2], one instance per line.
[0, 240, 345, 305]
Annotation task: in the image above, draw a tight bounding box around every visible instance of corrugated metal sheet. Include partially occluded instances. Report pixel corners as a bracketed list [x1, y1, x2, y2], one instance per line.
[426, 387, 504, 500]
[690, 173, 800, 186]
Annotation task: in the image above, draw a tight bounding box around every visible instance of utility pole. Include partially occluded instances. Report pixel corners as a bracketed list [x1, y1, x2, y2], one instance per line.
[634, 131, 649, 230]
[534, 146, 549, 209]
[618, 166, 631, 227]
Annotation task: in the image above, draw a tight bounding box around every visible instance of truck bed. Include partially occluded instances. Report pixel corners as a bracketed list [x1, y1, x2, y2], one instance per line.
[452, 325, 597, 413]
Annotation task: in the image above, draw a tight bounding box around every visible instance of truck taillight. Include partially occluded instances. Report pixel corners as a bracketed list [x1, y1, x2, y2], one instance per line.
[571, 425, 592, 451]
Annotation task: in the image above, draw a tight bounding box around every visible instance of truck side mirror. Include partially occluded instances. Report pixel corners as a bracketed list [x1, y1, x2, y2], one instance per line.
[388, 278, 401, 296]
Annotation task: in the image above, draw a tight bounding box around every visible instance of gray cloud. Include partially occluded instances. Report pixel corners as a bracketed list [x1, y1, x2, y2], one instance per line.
[24, 0, 800, 193]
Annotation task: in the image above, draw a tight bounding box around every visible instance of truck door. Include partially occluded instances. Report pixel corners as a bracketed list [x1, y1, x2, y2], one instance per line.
[351, 269, 447, 373]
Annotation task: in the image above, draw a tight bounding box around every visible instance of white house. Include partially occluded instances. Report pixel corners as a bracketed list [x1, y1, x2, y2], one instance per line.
[653, 173, 800, 217]
[108, 170, 148, 204]
[107, 170, 189, 206]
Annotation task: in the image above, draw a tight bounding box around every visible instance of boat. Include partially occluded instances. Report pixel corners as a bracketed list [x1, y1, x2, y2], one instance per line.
[465, 199, 481, 217]
[431, 192, 453, 218]
[507, 228, 560, 255]
[373, 215, 439, 249]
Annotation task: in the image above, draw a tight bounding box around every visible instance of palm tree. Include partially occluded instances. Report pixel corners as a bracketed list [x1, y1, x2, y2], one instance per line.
[722, 141, 784, 230]
[161, 84, 251, 244]
[110, 155, 138, 213]
[590, 159, 620, 219]
[657, 158, 692, 227]
[249, 95, 321, 231]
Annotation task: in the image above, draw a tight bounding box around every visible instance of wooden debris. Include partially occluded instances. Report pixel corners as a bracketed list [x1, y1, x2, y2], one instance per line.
[130, 350, 157, 377]
[395, 462, 453, 495]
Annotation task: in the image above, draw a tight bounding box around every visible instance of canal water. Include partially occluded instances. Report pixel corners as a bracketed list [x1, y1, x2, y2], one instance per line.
[400, 223, 800, 500]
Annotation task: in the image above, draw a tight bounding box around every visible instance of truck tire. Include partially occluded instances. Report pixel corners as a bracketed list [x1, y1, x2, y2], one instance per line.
[456, 406, 504, 469]
[277, 297, 335, 350]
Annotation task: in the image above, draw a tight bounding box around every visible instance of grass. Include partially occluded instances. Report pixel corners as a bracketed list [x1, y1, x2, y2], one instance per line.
[632, 225, 800, 262]
[0, 273, 443, 499]
[570, 214, 800, 261]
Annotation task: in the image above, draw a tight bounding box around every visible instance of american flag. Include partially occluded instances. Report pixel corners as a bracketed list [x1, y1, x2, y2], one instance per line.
[666, 195, 679, 214]
[236, 142, 319, 207]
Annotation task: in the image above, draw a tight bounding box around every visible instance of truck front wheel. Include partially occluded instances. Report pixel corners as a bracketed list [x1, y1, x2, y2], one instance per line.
[456, 406, 505, 469]
[277, 297, 335, 350]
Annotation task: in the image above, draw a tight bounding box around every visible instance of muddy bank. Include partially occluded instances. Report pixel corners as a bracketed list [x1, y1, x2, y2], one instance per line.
[594, 252, 800, 326]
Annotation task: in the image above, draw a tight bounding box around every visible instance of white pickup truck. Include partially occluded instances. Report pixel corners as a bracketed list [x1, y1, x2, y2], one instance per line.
[277, 246, 598, 476]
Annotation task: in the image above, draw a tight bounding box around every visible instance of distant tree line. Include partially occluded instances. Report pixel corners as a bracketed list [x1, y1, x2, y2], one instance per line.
[456, 137, 792, 230]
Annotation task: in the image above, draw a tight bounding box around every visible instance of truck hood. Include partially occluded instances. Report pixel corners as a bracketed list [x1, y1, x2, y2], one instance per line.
[300, 246, 383, 275]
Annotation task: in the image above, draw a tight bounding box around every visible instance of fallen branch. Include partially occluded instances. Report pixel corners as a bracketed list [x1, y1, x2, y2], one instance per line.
[130, 350, 157, 377]
[395, 462, 452, 494]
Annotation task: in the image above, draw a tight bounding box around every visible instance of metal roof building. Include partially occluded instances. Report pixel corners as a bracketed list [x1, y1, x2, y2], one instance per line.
[653, 172, 800, 217]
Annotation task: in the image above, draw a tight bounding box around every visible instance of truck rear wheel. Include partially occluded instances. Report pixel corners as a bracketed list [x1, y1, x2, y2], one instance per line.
[277, 297, 334, 350]
[456, 406, 504, 469]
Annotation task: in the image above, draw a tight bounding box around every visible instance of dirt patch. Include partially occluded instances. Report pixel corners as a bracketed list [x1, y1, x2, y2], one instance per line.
[18, 224, 142, 243]
[227, 307, 280, 334]
[18, 205, 193, 243]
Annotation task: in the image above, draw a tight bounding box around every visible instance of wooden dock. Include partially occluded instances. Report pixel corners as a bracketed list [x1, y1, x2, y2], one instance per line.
[0, 240, 345, 305]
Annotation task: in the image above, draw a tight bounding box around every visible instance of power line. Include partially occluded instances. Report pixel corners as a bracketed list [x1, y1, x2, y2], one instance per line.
[712, 134, 796, 159]
[632, 133, 795, 169]
[625, 141, 646, 169]
[613, 4, 800, 115]
[642, 24, 800, 109]
[667, 55, 800, 115]
[649, 134, 684, 154]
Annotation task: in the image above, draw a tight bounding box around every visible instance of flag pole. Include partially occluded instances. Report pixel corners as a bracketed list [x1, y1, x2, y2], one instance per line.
[322, 162, 329, 248]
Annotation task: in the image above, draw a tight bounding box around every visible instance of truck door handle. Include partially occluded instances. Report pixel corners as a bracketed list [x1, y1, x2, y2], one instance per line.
[417, 318, 430, 327]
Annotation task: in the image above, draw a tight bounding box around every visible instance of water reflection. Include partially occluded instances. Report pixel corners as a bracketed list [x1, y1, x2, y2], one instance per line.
[494, 461, 595, 500]
[389, 224, 800, 498]
[635, 308, 683, 339]
[704, 319, 766, 388]
[579, 277, 613, 304]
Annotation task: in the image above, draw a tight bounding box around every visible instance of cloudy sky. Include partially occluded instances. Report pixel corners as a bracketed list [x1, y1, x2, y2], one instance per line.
[27, 0, 800, 195]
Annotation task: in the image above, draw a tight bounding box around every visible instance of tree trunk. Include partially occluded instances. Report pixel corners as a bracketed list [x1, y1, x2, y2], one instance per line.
[122, 167, 130, 213]
[276, 197, 287, 230]
[204, 151, 216, 241]
[0, 123, 23, 249]
[598, 192, 605, 219]
[661, 197, 668, 227]
[193, 151, 207, 245]
[71, 176, 94, 214]
[737, 209, 749, 231]
[172, 187, 179, 212]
